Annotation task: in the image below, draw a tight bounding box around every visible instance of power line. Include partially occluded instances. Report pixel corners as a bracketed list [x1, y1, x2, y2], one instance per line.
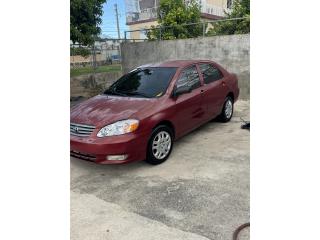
[101, 27, 128, 30]
[101, 30, 128, 32]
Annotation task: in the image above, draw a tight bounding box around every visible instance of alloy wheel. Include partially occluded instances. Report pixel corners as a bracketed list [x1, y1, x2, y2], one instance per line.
[152, 131, 172, 159]
[225, 99, 233, 119]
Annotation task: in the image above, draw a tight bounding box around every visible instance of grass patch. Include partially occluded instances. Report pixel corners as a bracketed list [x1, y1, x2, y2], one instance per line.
[70, 64, 121, 77]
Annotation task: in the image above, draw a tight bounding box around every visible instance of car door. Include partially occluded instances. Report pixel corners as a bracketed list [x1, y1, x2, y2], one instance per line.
[198, 63, 227, 120]
[172, 65, 206, 137]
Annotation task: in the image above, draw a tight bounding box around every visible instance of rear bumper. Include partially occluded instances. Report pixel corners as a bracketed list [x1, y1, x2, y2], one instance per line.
[70, 132, 149, 164]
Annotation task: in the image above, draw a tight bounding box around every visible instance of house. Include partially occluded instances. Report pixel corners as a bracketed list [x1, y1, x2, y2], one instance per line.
[125, 0, 233, 39]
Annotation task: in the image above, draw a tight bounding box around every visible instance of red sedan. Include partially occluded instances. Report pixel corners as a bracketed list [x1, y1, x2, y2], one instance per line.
[70, 60, 239, 165]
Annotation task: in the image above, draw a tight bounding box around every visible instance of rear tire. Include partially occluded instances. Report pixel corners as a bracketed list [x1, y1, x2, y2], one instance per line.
[218, 96, 234, 122]
[145, 125, 173, 165]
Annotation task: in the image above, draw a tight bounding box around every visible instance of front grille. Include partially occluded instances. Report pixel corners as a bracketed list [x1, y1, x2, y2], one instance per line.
[70, 122, 95, 137]
[70, 150, 96, 162]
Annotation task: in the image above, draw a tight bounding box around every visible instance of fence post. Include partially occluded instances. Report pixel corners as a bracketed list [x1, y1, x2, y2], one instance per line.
[202, 22, 206, 37]
[119, 39, 123, 72]
[94, 45, 96, 69]
[71, 45, 75, 68]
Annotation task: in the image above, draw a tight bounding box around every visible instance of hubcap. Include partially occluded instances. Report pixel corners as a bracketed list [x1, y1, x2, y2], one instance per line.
[152, 131, 172, 160]
[225, 99, 233, 119]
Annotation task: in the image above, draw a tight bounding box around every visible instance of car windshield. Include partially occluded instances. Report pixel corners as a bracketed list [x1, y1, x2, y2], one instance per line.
[104, 67, 177, 98]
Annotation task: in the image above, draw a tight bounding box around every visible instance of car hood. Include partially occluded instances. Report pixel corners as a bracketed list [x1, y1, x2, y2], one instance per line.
[71, 95, 157, 127]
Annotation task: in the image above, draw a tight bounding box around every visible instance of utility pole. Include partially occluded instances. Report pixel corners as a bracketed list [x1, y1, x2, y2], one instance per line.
[114, 4, 121, 39]
[114, 3, 122, 71]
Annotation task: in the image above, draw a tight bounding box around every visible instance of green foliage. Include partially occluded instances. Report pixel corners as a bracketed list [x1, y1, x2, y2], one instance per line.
[70, 0, 106, 46]
[70, 47, 91, 57]
[147, 0, 202, 40]
[207, 0, 250, 36]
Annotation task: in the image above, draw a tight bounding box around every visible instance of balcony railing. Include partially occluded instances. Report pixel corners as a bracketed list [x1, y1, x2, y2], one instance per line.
[201, 4, 228, 17]
[126, 4, 229, 24]
[126, 7, 158, 24]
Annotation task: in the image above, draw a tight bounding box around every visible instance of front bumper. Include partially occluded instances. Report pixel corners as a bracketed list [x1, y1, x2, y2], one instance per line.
[70, 131, 149, 164]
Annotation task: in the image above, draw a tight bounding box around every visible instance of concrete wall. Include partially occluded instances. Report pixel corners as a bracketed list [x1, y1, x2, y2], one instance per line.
[121, 34, 250, 99]
[70, 54, 104, 64]
[70, 71, 122, 98]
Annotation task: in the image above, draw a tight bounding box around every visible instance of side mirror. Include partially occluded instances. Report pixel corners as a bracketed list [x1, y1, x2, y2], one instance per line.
[172, 85, 192, 97]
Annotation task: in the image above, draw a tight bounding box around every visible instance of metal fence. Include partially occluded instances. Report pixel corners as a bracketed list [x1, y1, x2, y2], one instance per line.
[124, 17, 249, 41]
[70, 37, 151, 72]
[70, 39, 124, 69]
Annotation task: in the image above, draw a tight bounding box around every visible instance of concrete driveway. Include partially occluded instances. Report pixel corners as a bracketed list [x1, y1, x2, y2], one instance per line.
[71, 100, 250, 240]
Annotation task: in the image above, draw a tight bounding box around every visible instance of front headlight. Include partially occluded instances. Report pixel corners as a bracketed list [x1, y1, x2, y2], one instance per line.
[97, 119, 139, 137]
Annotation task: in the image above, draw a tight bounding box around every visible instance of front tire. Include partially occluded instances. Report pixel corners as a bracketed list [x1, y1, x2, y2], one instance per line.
[146, 125, 173, 165]
[218, 96, 234, 122]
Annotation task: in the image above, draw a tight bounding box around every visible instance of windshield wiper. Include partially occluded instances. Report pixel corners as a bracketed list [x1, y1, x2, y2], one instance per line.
[103, 89, 127, 97]
[119, 91, 151, 98]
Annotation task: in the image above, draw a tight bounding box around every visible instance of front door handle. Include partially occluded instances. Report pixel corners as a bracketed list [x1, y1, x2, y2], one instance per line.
[200, 89, 204, 93]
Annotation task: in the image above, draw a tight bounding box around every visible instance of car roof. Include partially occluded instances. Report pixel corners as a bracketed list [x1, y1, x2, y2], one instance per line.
[137, 60, 213, 69]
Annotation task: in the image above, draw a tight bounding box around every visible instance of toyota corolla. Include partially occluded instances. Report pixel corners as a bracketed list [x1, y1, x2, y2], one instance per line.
[70, 60, 239, 165]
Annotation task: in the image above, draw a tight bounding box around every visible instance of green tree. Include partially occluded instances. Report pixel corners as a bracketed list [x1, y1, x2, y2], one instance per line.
[70, 0, 106, 46]
[207, 0, 250, 36]
[70, 47, 91, 57]
[147, 0, 202, 40]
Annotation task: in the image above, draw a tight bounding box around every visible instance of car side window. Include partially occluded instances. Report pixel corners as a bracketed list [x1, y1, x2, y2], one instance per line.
[176, 65, 201, 90]
[199, 63, 223, 84]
